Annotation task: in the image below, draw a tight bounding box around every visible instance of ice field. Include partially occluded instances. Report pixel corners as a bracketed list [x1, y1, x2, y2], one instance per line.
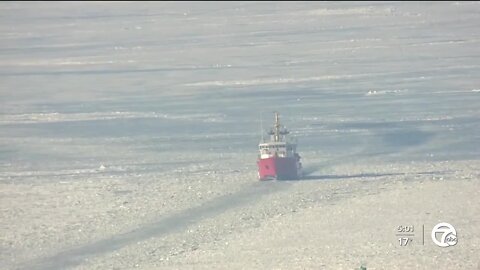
[1, 2, 479, 269]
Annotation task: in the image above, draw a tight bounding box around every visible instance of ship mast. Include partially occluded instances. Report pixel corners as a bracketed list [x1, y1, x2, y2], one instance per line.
[266, 112, 289, 142]
[274, 112, 280, 142]
[260, 112, 265, 143]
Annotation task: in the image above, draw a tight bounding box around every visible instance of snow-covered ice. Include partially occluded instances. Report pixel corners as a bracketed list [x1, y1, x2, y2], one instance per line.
[1, 2, 479, 269]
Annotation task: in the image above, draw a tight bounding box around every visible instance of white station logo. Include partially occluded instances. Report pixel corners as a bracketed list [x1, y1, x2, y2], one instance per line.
[431, 222, 457, 247]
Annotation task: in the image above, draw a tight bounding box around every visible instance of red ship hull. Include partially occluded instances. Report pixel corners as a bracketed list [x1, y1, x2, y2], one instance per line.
[257, 156, 300, 180]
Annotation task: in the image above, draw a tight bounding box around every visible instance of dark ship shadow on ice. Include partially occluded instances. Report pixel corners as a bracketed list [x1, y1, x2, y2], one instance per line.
[279, 170, 449, 181]
[292, 172, 405, 181]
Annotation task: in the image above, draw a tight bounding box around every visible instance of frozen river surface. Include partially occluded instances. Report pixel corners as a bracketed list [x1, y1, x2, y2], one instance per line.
[0, 2, 479, 269]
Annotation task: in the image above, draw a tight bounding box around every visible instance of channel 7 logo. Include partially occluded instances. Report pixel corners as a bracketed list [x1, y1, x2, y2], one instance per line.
[431, 222, 457, 247]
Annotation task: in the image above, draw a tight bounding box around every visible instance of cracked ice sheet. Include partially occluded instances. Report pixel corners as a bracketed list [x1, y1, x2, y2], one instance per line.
[1, 1, 480, 270]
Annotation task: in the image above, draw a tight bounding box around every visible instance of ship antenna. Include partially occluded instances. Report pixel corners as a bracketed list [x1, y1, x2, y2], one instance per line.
[274, 111, 280, 142]
[260, 112, 264, 142]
